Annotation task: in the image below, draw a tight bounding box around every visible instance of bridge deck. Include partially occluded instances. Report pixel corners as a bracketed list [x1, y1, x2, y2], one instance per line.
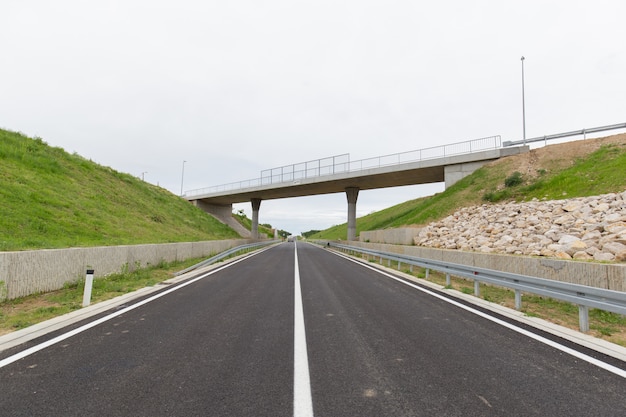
[187, 146, 528, 205]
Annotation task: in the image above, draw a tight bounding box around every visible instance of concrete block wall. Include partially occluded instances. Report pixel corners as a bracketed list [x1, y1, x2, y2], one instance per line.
[0, 239, 249, 301]
[345, 241, 626, 292]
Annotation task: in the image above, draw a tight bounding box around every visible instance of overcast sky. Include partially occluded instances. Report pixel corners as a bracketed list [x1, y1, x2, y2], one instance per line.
[2, 1, 625, 235]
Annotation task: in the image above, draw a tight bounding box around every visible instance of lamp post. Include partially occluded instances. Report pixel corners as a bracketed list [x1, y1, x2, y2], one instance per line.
[521, 56, 526, 145]
[180, 160, 187, 196]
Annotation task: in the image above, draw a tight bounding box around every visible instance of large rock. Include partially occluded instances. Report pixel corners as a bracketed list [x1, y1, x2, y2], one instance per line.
[605, 221, 626, 234]
[603, 242, 626, 255]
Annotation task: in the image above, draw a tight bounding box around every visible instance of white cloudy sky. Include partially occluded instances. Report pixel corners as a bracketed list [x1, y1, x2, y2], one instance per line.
[2, 0, 625, 235]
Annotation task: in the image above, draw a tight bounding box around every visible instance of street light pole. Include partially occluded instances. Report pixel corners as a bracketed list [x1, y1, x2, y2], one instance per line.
[521, 56, 526, 145]
[180, 160, 187, 196]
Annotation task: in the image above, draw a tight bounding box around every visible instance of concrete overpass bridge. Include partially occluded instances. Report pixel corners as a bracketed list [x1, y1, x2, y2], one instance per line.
[184, 136, 529, 240]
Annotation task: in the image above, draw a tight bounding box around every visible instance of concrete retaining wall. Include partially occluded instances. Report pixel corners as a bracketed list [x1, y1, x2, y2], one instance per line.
[360, 228, 421, 245]
[0, 239, 249, 301]
[345, 241, 626, 292]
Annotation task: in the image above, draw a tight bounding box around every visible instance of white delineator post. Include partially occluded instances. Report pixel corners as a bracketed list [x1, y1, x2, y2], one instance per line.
[82, 269, 95, 307]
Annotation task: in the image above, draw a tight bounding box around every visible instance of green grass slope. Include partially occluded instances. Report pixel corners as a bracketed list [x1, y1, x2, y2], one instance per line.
[312, 134, 626, 240]
[0, 129, 240, 251]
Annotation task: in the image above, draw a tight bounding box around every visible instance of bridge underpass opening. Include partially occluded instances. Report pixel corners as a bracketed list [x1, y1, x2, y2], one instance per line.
[239, 187, 360, 241]
[224, 183, 446, 241]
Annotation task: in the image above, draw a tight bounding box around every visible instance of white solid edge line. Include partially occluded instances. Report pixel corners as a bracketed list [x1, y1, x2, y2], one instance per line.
[293, 241, 314, 417]
[0, 249, 269, 370]
[332, 250, 626, 380]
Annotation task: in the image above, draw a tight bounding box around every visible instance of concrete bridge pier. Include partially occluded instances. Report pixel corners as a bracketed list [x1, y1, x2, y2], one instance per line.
[346, 187, 359, 241]
[251, 198, 262, 239]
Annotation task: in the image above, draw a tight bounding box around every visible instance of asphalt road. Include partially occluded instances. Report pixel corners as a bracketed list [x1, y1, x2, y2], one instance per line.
[1, 242, 625, 416]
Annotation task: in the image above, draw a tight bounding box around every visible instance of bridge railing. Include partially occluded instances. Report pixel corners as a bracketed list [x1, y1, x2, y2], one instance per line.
[344, 135, 501, 171]
[260, 154, 350, 185]
[184, 135, 501, 197]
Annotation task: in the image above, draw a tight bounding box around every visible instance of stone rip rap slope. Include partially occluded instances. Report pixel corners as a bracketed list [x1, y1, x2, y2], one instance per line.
[415, 192, 626, 262]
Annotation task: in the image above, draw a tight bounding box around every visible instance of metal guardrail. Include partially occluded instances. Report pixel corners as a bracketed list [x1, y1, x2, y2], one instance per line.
[174, 240, 281, 276]
[322, 242, 626, 333]
[184, 135, 501, 197]
[503, 122, 626, 147]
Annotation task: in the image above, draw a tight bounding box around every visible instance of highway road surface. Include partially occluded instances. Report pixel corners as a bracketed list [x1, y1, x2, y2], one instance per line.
[1, 241, 625, 416]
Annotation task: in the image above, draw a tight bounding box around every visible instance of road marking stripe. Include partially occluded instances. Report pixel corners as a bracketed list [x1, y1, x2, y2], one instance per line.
[0, 249, 269, 370]
[293, 241, 314, 417]
[333, 250, 626, 379]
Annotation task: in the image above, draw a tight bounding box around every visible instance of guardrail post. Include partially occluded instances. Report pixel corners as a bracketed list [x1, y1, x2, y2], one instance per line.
[82, 269, 95, 307]
[578, 305, 590, 333]
[474, 280, 480, 296]
[515, 290, 522, 310]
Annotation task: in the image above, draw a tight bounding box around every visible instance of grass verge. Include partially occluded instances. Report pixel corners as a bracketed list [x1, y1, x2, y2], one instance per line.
[0, 257, 207, 336]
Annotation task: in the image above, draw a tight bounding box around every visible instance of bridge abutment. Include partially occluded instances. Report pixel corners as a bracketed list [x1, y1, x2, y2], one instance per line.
[190, 200, 251, 237]
[444, 161, 489, 188]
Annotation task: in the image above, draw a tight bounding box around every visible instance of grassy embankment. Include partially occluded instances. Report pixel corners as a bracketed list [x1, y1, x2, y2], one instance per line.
[0, 128, 240, 251]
